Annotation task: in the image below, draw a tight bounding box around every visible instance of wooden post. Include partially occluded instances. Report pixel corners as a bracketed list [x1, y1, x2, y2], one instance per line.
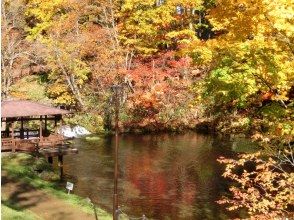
[111, 85, 122, 220]
[11, 121, 15, 152]
[54, 115, 58, 134]
[45, 115, 47, 136]
[48, 156, 53, 164]
[5, 119, 9, 137]
[39, 116, 43, 140]
[20, 117, 24, 139]
[60, 116, 63, 129]
[58, 155, 64, 179]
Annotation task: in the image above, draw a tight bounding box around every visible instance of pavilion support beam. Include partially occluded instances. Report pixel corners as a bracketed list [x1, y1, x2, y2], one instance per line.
[58, 155, 64, 179]
[59, 116, 64, 136]
[54, 115, 58, 134]
[20, 117, 24, 139]
[5, 119, 9, 137]
[48, 156, 53, 164]
[11, 121, 15, 152]
[39, 116, 43, 140]
[45, 115, 48, 136]
[60, 116, 63, 128]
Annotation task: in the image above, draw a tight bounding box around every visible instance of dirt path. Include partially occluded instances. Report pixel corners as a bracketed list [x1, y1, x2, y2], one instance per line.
[2, 173, 96, 220]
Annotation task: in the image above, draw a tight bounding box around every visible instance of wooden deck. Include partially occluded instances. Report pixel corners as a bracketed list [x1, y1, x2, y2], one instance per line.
[1, 134, 77, 157]
[38, 146, 78, 157]
[2, 137, 78, 178]
[1, 138, 38, 152]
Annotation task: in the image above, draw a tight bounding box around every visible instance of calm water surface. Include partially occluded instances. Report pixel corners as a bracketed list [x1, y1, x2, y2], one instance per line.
[62, 133, 254, 220]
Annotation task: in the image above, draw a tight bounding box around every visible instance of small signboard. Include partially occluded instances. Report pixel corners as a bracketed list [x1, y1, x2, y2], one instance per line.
[66, 182, 74, 194]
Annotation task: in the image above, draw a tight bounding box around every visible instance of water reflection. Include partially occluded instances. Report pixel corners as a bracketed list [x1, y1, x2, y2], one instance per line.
[62, 133, 246, 219]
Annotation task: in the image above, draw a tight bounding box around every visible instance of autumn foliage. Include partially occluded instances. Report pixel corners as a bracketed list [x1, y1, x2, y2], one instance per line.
[218, 150, 294, 218]
[1, 0, 294, 216]
[123, 53, 197, 131]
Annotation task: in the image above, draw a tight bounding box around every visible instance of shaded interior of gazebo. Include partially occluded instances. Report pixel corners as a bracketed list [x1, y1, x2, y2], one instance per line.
[1, 100, 70, 152]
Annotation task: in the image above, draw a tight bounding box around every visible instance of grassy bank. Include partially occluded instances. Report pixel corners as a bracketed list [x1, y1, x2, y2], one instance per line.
[2, 153, 112, 220]
[1, 203, 41, 220]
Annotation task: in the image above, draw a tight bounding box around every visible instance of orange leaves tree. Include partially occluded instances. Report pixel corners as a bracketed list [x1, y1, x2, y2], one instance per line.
[122, 52, 197, 131]
[218, 148, 294, 218]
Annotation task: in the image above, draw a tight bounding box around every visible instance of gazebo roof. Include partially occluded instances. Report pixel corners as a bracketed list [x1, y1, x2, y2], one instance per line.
[1, 100, 71, 118]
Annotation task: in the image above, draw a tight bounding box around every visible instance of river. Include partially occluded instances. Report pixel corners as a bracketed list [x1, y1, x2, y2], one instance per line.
[62, 132, 256, 220]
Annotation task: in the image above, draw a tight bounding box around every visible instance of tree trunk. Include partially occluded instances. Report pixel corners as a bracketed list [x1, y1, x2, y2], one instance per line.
[56, 54, 85, 109]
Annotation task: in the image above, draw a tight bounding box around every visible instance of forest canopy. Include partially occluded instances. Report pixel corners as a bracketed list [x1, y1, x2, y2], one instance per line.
[1, 0, 293, 135]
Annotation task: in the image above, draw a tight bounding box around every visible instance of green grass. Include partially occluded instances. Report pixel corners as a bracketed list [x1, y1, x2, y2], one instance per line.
[2, 153, 112, 220]
[1, 203, 41, 220]
[85, 136, 101, 142]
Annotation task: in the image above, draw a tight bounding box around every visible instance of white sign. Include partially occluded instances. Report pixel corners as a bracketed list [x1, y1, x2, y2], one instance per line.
[66, 182, 74, 194]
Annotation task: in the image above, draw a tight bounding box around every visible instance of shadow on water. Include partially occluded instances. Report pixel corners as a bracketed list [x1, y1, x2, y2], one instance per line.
[62, 132, 256, 220]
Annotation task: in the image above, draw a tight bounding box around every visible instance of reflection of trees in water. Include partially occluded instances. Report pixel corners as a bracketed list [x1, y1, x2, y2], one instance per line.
[64, 138, 115, 209]
[64, 133, 243, 219]
[120, 133, 236, 219]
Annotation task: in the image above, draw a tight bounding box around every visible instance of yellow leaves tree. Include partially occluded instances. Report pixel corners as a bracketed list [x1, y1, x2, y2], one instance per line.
[25, 0, 105, 108]
[206, 0, 294, 56]
[119, 0, 209, 55]
[192, 0, 294, 121]
[26, 0, 67, 40]
[26, 0, 131, 109]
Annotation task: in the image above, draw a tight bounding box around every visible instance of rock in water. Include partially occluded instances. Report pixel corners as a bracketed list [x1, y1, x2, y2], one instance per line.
[58, 126, 75, 138]
[72, 126, 91, 136]
[58, 125, 91, 138]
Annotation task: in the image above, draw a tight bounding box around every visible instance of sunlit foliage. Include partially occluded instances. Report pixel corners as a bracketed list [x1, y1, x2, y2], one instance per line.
[119, 0, 214, 54]
[191, 0, 294, 135]
[2, 0, 294, 134]
[218, 150, 294, 218]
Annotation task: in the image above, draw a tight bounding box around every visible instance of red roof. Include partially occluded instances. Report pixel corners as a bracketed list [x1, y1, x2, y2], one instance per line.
[1, 100, 71, 118]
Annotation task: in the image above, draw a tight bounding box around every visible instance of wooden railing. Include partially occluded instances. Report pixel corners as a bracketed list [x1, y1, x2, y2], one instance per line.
[1, 138, 38, 152]
[38, 134, 67, 148]
[1, 134, 68, 152]
[1, 138, 14, 151]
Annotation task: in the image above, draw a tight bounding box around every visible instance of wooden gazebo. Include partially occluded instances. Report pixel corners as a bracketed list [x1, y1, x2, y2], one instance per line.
[1, 100, 71, 152]
[1, 100, 78, 177]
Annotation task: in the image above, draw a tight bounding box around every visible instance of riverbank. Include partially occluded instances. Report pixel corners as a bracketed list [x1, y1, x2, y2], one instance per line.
[1, 153, 112, 220]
